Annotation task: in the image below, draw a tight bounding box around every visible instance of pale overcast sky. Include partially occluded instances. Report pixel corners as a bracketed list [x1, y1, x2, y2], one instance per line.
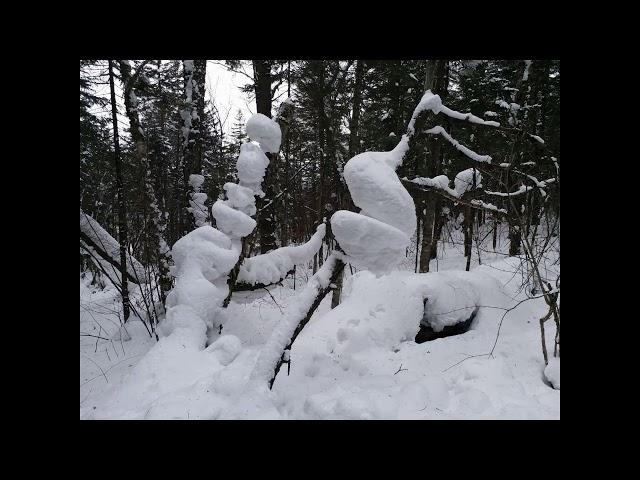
[205, 61, 255, 136]
[87, 60, 281, 140]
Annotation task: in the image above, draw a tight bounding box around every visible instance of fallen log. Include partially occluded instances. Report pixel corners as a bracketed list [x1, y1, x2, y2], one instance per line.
[248, 253, 345, 390]
[80, 210, 147, 284]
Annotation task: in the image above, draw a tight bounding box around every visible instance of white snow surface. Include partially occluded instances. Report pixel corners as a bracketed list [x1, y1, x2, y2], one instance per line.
[426, 126, 493, 163]
[246, 113, 281, 154]
[236, 142, 270, 197]
[223, 183, 256, 216]
[166, 226, 238, 324]
[81, 239, 560, 419]
[81, 93, 558, 421]
[212, 200, 257, 239]
[342, 149, 416, 238]
[332, 211, 409, 274]
[238, 223, 326, 286]
[544, 358, 560, 389]
[454, 168, 482, 196]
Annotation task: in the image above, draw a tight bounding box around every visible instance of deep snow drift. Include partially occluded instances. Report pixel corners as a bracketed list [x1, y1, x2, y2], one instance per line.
[80, 226, 560, 420]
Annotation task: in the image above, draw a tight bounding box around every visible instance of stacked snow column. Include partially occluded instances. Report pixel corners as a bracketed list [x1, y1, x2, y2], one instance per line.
[330, 92, 446, 273]
[212, 113, 281, 246]
[162, 114, 282, 344]
[329, 116, 424, 273]
[331, 90, 500, 274]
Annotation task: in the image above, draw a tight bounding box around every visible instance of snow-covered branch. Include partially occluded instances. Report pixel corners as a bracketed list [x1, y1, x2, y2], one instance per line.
[237, 223, 326, 286]
[425, 126, 493, 163]
[80, 210, 147, 284]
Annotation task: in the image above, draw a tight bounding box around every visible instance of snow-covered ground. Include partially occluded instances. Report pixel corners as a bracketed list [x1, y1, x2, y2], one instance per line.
[80, 225, 559, 420]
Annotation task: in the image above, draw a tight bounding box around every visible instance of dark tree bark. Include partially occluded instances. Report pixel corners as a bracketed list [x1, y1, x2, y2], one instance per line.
[181, 59, 207, 232]
[108, 60, 130, 322]
[330, 60, 364, 308]
[348, 60, 365, 160]
[119, 60, 172, 302]
[418, 59, 448, 272]
[252, 60, 278, 253]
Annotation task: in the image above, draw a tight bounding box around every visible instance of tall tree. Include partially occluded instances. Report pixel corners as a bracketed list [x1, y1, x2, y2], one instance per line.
[108, 59, 130, 322]
[119, 60, 172, 302]
[418, 59, 449, 272]
[252, 60, 279, 253]
[181, 59, 208, 231]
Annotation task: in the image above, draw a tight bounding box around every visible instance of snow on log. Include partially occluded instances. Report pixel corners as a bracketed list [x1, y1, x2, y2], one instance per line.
[248, 253, 345, 389]
[470, 200, 507, 214]
[237, 223, 326, 286]
[80, 210, 148, 284]
[439, 105, 500, 127]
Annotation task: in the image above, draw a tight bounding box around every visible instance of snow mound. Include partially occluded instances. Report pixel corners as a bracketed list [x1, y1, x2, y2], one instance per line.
[212, 200, 257, 239]
[420, 271, 485, 331]
[246, 113, 281, 154]
[159, 304, 208, 349]
[544, 358, 560, 389]
[206, 335, 242, 366]
[331, 211, 409, 273]
[166, 225, 239, 328]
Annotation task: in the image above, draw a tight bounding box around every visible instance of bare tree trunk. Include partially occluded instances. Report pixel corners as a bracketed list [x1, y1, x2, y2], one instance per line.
[108, 60, 130, 322]
[331, 60, 364, 308]
[418, 59, 448, 272]
[181, 59, 207, 232]
[253, 60, 278, 254]
[119, 60, 172, 303]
